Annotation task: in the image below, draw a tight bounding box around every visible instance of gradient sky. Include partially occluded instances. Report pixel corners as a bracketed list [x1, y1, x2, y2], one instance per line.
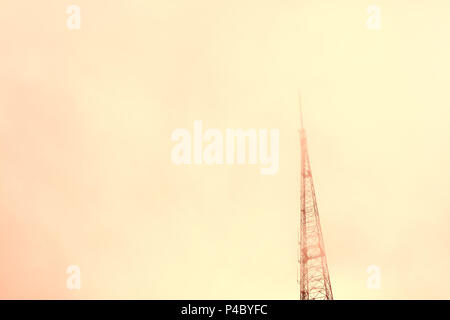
[0, 0, 450, 299]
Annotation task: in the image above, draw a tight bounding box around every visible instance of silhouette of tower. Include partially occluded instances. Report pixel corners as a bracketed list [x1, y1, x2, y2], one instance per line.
[298, 96, 333, 300]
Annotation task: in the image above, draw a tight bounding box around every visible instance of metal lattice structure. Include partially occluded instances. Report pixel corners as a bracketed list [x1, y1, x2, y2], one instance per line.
[297, 98, 333, 300]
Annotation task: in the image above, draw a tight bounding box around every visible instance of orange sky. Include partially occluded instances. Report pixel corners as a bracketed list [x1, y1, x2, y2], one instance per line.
[1, 0, 450, 299]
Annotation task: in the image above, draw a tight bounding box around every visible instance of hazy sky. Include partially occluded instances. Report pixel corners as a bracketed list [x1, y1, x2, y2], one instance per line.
[1, 0, 450, 299]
